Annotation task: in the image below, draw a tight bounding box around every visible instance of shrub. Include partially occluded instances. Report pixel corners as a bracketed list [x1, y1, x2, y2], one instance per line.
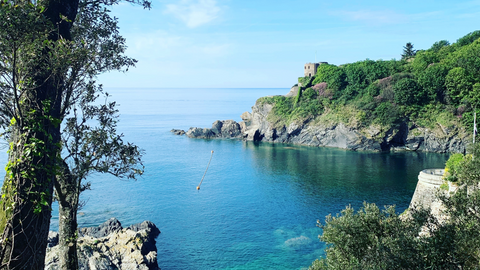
[429, 40, 450, 52]
[313, 83, 334, 99]
[312, 64, 346, 93]
[417, 63, 448, 102]
[393, 78, 424, 105]
[374, 102, 400, 126]
[302, 87, 318, 101]
[455, 30, 480, 47]
[444, 153, 464, 182]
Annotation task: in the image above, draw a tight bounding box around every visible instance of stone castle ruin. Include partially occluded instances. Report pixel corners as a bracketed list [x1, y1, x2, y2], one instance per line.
[304, 62, 328, 77]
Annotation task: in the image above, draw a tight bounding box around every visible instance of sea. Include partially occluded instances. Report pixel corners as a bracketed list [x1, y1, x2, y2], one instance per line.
[0, 88, 449, 270]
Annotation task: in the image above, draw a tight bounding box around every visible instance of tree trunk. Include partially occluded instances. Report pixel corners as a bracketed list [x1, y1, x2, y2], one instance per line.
[55, 162, 80, 270]
[0, 124, 60, 269]
[0, 1, 79, 268]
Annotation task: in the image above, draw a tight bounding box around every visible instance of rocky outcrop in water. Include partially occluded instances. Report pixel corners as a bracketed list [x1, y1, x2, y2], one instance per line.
[184, 120, 243, 139]
[170, 129, 185, 135]
[174, 90, 469, 153]
[45, 218, 160, 270]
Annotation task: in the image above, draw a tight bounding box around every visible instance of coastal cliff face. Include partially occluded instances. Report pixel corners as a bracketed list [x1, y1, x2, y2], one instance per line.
[239, 98, 468, 153]
[45, 218, 160, 270]
[179, 90, 469, 153]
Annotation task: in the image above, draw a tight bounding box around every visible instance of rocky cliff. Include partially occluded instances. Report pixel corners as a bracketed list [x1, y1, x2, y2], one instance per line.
[175, 89, 470, 153]
[45, 218, 160, 270]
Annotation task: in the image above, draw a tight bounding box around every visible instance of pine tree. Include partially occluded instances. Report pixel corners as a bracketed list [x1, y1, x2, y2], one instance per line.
[402, 42, 416, 60]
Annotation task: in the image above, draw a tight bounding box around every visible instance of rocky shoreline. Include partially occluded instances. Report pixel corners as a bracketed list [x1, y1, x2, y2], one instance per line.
[173, 90, 469, 153]
[45, 218, 160, 270]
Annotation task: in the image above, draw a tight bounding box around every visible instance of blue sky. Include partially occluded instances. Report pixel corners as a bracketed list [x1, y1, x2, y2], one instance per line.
[98, 0, 480, 88]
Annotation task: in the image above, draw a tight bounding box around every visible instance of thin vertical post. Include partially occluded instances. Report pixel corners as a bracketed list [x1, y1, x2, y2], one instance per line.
[474, 109, 477, 144]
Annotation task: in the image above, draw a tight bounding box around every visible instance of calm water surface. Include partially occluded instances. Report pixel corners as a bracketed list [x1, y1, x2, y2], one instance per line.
[0, 88, 449, 270]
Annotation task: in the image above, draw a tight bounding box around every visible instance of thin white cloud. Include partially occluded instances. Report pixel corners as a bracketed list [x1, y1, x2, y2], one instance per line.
[126, 30, 232, 61]
[333, 9, 408, 25]
[165, 0, 221, 28]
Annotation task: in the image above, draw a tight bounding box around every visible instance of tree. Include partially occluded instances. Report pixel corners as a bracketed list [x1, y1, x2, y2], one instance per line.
[416, 63, 448, 102]
[312, 64, 347, 94]
[0, 0, 150, 268]
[455, 30, 480, 47]
[445, 67, 472, 104]
[468, 83, 480, 109]
[310, 203, 432, 270]
[56, 91, 144, 269]
[393, 78, 424, 105]
[429, 40, 450, 53]
[401, 42, 416, 60]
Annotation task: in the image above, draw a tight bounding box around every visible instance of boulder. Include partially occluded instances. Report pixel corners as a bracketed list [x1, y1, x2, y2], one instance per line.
[45, 219, 160, 270]
[170, 129, 185, 135]
[185, 120, 242, 139]
[79, 217, 122, 238]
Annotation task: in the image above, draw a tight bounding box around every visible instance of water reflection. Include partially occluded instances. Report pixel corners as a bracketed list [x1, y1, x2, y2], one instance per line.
[244, 142, 448, 213]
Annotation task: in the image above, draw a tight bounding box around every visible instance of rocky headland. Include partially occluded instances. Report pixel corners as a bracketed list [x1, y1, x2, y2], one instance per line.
[173, 88, 469, 153]
[45, 218, 160, 270]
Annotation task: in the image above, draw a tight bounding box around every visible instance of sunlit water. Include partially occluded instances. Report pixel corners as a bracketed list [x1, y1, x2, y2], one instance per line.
[0, 88, 448, 270]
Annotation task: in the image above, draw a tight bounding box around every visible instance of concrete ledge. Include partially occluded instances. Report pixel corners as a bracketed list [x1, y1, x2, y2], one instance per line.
[410, 168, 444, 209]
[418, 169, 444, 187]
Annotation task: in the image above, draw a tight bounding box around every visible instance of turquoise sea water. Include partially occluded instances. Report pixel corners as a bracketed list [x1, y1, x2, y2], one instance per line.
[0, 88, 449, 269]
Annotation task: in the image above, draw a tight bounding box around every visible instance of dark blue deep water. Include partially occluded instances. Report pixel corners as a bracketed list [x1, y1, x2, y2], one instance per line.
[0, 88, 449, 269]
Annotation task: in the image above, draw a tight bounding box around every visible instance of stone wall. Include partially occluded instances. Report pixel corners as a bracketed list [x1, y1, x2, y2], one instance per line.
[304, 63, 318, 77]
[303, 62, 328, 77]
[409, 169, 445, 218]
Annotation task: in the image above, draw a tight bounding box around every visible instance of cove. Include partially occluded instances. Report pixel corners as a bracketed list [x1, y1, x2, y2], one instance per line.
[0, 88, 449, 269]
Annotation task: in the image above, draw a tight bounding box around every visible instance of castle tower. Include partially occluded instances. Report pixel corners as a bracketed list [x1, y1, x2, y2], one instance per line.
[304, 62, 328, 77]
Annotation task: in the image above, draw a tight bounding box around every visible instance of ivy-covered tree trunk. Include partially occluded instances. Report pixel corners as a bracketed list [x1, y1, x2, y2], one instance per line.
[55, 161, 80, 270]
[0, 113, 62, 269]
[0, 0, 79, 269]
[0, 0, 147, 268]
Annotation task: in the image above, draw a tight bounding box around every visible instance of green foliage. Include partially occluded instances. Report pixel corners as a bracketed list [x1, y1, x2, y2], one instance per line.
[461, 107, 480, 133]
[312, 203, 428, 270]
[0, 0, 150, 268]
[374, 102, 399, 126]
[445, 67, 472, 103]
[469, 83, 480, 108]
[444, 153, 464, 182]
[401, 42, 416, 60]
[429, 40, 450, 52]
[312, 142, 480, 270]
[302, 87, 318, 100]
[261, 96, 294, 118]
[455, 30, 480, 47]
[444, 39, 480, 83]
[393, 78, 424, 105]
[265, 30, 480, 139]
[312, 64, 346, 94]
[416, 63, 448, 101]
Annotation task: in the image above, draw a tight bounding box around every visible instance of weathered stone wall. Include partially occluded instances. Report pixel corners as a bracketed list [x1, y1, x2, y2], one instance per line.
[304, 63, 318, 77]
[409, 169, 444, 210]
[303, 62, 328, 77]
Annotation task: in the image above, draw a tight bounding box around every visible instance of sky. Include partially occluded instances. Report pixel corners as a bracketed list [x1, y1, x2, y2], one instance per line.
[98, 0, 480, 88]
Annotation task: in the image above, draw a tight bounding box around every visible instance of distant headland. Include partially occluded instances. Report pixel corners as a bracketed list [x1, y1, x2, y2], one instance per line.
[174, 30, 480, 154]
